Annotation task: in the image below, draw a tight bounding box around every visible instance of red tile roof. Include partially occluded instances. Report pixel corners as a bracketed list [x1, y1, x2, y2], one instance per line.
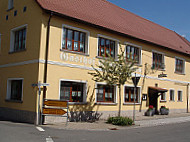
[36, 0, 190, 55]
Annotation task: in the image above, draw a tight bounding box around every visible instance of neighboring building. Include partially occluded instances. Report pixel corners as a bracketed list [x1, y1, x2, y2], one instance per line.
[0, 0, 190, 123]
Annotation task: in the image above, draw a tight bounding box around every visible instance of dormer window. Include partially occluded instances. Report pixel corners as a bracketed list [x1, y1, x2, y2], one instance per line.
[8, 0, 14, 10]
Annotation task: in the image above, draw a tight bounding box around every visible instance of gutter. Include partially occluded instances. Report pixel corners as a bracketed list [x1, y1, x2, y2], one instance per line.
[43, 12, 53, 99]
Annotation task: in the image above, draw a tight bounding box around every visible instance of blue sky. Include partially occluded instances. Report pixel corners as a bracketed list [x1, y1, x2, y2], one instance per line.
[107, 0, 190, 41]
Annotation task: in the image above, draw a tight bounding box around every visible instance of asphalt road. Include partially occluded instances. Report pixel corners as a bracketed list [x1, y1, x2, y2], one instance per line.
[1, 120, 190, 142]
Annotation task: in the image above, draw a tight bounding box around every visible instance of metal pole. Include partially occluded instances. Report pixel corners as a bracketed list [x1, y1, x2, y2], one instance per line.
[133, 73, 136, 123]
[37, 81, 41, 125]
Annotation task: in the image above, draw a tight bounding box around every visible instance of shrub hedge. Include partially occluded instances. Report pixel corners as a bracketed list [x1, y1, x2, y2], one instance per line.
[107, 116, 133, 126]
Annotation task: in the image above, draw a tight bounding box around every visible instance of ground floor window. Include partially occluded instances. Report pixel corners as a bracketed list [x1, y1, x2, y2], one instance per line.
[160, 92, 166, 101]
[169, 89, 175, 101]
[7, 79, 23, 101]
[124, 86, 140, 103]
[60, 81, 85, 102]
[177, 90, 182, 101]
[96, 84, 115, 103]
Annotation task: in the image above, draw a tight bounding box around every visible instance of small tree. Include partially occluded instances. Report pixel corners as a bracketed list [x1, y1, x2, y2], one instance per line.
[89, 46, 137, 116]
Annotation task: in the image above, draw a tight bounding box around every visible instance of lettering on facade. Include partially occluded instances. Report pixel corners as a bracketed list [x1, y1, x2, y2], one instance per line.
[60, 52, 96, 66]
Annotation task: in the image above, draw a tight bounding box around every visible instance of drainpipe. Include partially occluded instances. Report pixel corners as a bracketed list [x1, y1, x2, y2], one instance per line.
[43, 12, 53, 99]
[187, 83, 189, 113]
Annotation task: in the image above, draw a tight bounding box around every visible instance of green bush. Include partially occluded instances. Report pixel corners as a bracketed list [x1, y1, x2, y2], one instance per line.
[107, 116, 133, 126]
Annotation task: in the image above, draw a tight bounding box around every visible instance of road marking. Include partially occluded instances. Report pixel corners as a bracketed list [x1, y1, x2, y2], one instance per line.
[46, 136, 54, 142]
[36, 126, 45, 132]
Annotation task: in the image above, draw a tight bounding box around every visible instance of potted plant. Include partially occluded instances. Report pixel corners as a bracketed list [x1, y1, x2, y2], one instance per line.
[160, 106, 169, 115]
[145, 105, 155, 116]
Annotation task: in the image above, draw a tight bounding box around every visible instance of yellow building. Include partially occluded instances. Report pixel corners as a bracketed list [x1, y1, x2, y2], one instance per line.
[0, 0, 190, 123]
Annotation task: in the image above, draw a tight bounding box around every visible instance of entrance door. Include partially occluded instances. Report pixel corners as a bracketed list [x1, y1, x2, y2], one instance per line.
[149, 93, 158, 113]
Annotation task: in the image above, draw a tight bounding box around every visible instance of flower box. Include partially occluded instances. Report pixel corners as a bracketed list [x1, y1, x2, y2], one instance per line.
[160, 106, 169, 115]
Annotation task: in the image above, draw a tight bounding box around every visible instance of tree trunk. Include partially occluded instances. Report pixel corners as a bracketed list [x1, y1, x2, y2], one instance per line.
[118, 85, 121, 117]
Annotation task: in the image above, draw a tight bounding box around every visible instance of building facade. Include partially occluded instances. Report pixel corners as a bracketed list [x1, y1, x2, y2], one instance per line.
[0, 0, 190, 123]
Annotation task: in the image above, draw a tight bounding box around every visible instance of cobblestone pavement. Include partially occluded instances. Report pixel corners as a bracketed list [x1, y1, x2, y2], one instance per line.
[42, 113, 190, 131]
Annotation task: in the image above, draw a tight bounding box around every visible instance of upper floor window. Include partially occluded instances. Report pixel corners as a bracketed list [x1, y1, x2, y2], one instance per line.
[6, 79, 23, 102]
[98, 37, 115, 58]
[96, 84, 116, 103]
[126, 45, 141, 64]
[62, 27, 88, 54]
[152, 51, 165, 70]
[124, 86, 140, 103]
[175, 58, 185, 74]
[10, 25, 27, 53]
[8, 0, 14, 10]
[60, 81, 86, 102]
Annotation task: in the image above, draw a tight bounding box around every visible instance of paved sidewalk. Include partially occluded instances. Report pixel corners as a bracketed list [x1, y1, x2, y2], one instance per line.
[42, 113, 190, 131]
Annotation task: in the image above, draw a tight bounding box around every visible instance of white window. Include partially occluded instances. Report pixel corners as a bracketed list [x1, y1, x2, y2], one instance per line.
[169, 89, 175, 101]
[160, 92, 166, 101]
[175, 57, 185, 74]
[10, 25, 27, 52]
[95, 83, 117, 103]
[8, 0, 14, 10]
[177, 90, 183, 101]
[60, 80, 87, 103]
[97, 34, 118, 58]
[6, 78, 23, 101]
[62, 24, 89, 55]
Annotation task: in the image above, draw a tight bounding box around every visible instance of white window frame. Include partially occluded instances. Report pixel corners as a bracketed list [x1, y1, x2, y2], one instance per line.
[124, 42, 142, 65]
[61, 24, 90, 55]
[123, 84, 141, 105]
[8, 0, 14, 10]
[169, 89, 175, 101]
[160, 92, 166, 102]
[152, 50, 165, 70]
[10, 24, 27, 52]
[6, 78, 24, 102]
[97, 34, 119, 59]
[175, 56, 185, 74]
[177, 90, 183, 102]
[95, 82, 117, 104]
[59, 79, 87, 104]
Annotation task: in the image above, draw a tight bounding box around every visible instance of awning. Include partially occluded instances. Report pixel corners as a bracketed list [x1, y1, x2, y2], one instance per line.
[148, 86, 168, 93]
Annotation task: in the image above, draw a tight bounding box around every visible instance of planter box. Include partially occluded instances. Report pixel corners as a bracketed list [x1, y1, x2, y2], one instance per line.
[160, 108, 169, 115]
[145, 108, 155, 116]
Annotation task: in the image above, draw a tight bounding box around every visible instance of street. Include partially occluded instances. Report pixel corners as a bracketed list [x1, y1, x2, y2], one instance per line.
[0, 120, 190, 142]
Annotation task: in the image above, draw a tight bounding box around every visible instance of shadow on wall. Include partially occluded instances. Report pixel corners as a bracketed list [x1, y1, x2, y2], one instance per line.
[69, 86, 102, 122]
